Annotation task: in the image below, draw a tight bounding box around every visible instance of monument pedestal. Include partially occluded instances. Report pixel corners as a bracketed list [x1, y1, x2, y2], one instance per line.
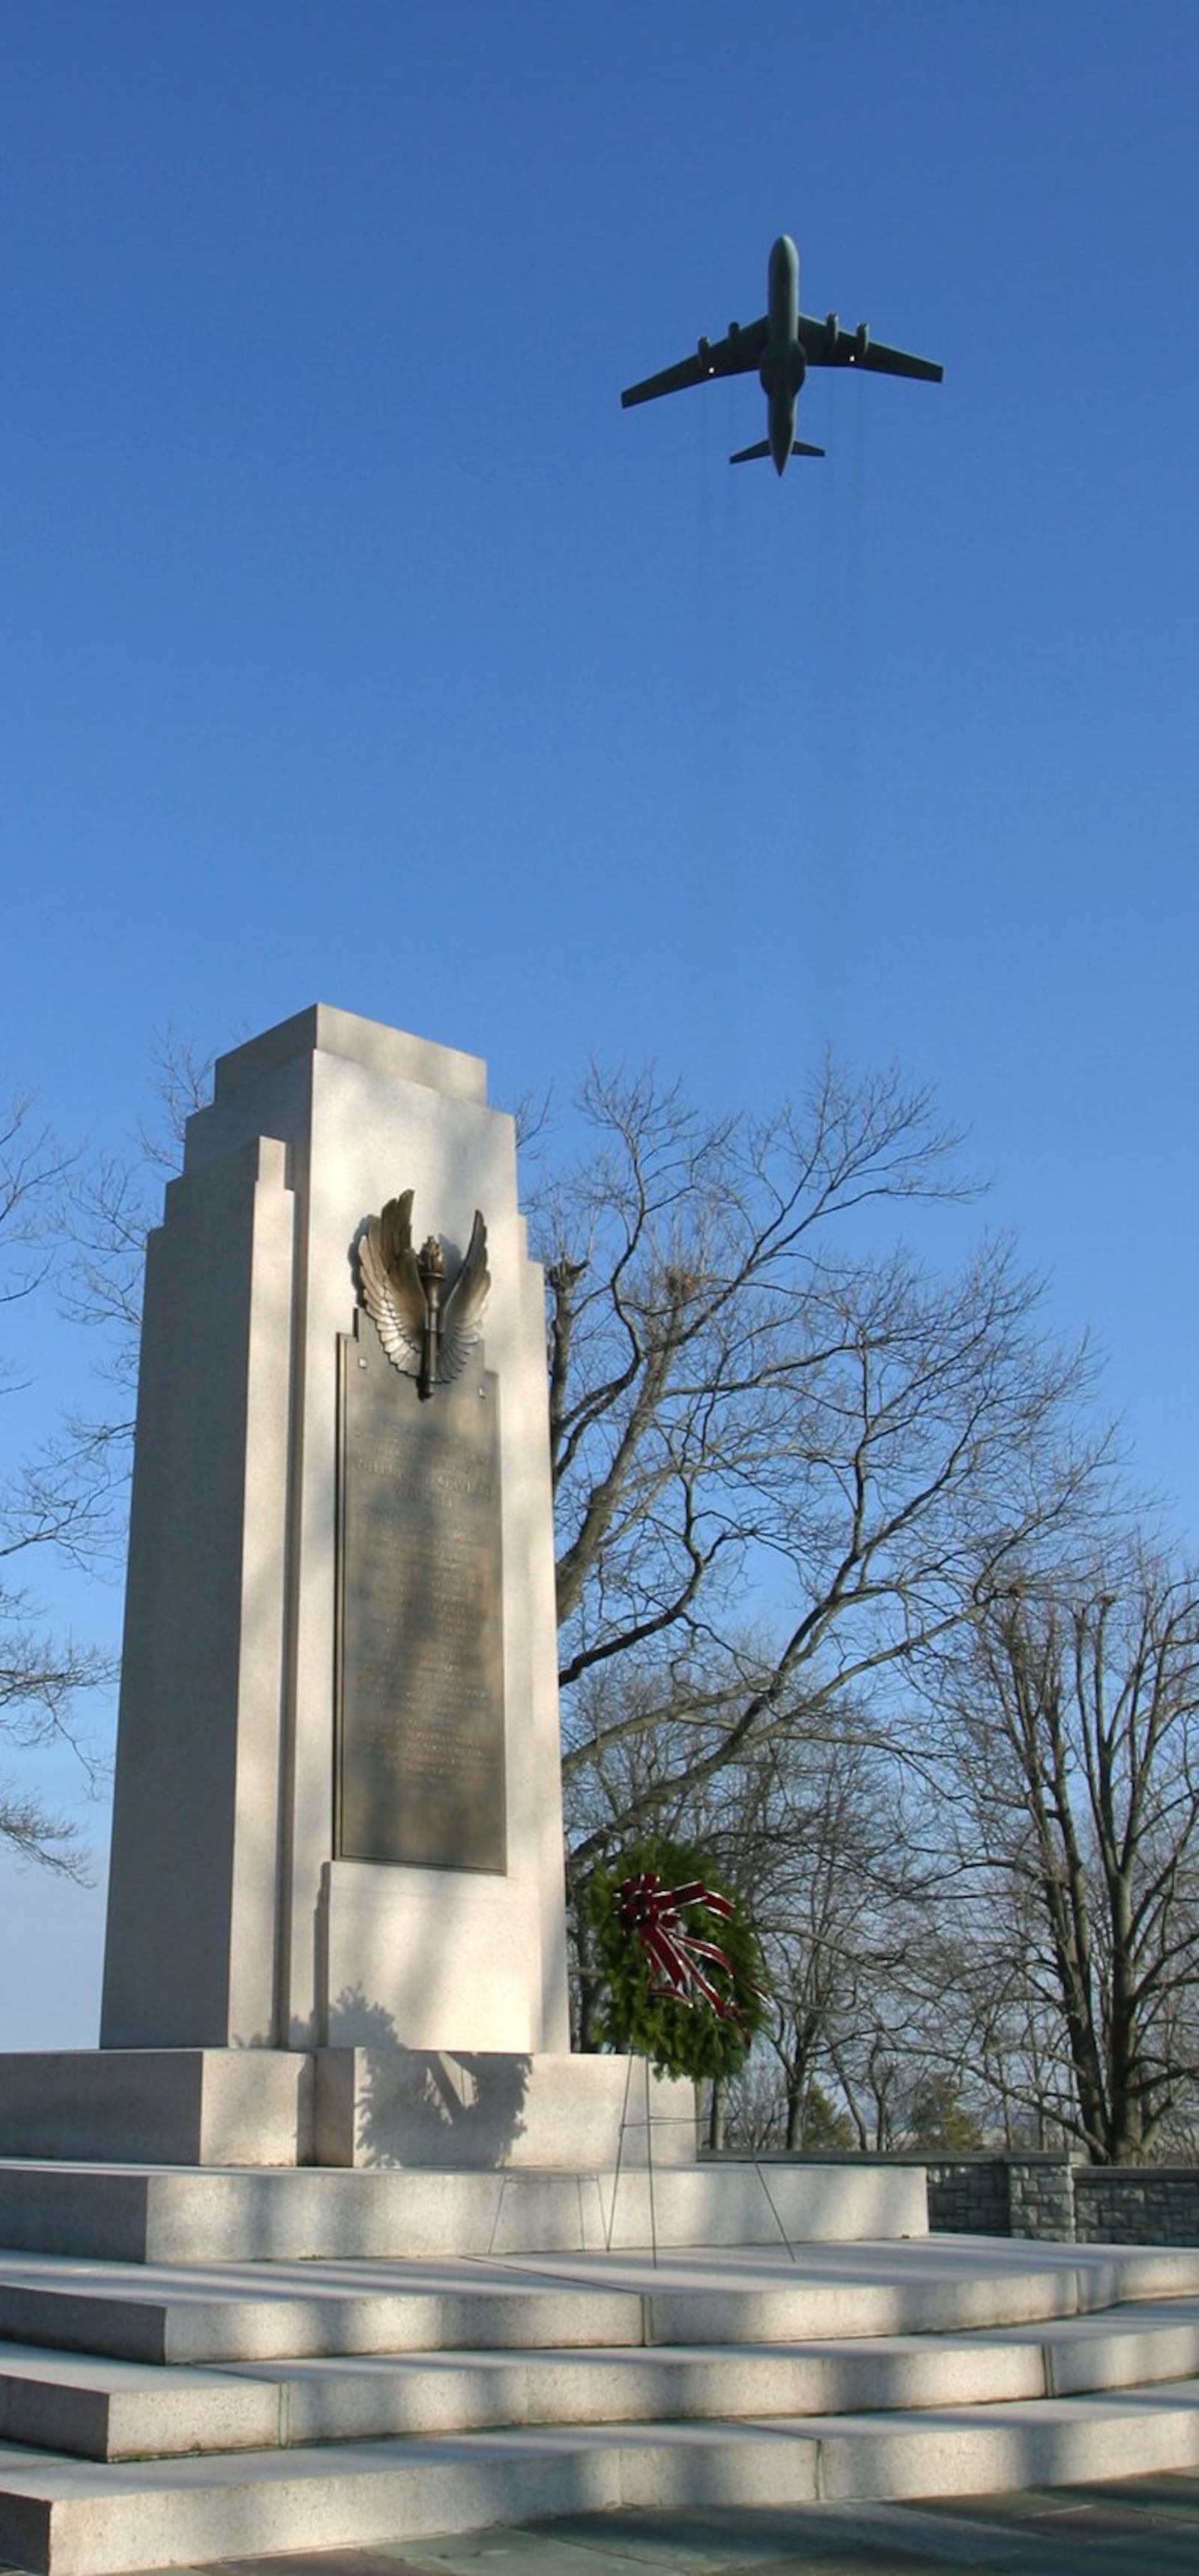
[0, 2050, 312, 2169]
[0, 2048, 697, 2171]
[312, 2046, 697, 2171]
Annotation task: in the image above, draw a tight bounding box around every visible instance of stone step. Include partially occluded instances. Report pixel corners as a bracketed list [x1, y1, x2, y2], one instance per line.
[3, 2241, 1199, 2368]
[0, 2350, 277, 2464]
[0, 2264, 645, 2368]
[4, 2294, 1199, 2464]
[808, 2378, 1199, 2501]
[222, 2298, 1199, 2443]
[3, 2382, 1199, 2575]
[10, 2298, 1199, 2464]
[0, 2160, 924, 2266]
[1, 2235, 1198, 2566]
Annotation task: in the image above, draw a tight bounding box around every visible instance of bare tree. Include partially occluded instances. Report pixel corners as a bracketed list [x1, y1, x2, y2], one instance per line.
[758, 1744, 928, 2150]
[0, 1039, 221, 1874]
[0, 1093, 109, 1874]
[532, 1059, 1106, 1868]
[928, 1555, 1199, 2162]
[27, 1031, 217, 1565]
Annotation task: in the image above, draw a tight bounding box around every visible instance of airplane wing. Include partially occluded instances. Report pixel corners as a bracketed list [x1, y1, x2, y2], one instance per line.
[621, 314, 769, 408]
[797, 312, 943, 381]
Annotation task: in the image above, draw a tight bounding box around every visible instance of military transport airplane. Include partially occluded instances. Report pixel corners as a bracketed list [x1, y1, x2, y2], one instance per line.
[621, 235, 943, 476]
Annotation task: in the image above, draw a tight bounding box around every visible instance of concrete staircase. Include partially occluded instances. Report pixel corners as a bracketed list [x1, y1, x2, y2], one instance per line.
[1, 2159, 1198, 2573]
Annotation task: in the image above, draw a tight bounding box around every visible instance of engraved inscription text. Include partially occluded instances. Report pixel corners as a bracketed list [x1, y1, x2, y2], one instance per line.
[336, 1327, 506, 1871]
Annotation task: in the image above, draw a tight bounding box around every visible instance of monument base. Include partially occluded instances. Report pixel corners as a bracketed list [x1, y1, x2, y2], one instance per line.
[313, 2046, 697, 2170]
[0, 2050, 696, 2171]
[0, 2051, 311, 2168]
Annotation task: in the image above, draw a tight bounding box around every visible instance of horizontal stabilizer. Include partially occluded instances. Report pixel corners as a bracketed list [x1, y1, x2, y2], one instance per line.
[729, 438, 826, 465]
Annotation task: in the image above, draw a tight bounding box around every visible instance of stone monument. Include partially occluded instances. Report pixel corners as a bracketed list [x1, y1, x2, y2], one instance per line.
[0, 1004, 696, 2171]
[101, 1002, 570, 2066]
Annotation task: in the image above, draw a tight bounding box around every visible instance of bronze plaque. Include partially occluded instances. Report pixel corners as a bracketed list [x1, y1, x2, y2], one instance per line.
[336, 1325, 506, 1871]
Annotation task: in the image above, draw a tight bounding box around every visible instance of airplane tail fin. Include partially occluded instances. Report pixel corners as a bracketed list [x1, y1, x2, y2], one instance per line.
[729, 438, 826, 465]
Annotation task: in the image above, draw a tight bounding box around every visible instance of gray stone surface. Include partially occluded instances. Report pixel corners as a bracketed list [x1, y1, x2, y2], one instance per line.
[100, 1006, 570, 2063]
[926, 2163, 1010, 2237]
[312, 2050, 697, 2171]
[1074, 2168, 1199, 2249]
[1009, 2166, 1075, 2245]
[100, 1132, 295, 2053]
[0, 2159, 928, 2267]
[0, 2049, 695, 2177]
[923, 2155, 1199, 2249]
[1, 2232, 1199, 2569]
[39, 2476, 1199, 2576]
[0, 2056, 312, 2170]
[1, 2234, 1193, 2366]
[924, 2160, 1077, 2245]
[2, 2384, 1199, 2575]
[0, 2347, 278, 2463]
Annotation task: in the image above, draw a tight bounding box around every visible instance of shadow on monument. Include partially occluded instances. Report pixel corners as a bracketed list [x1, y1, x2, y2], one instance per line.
[331, 1985, 531, 2169]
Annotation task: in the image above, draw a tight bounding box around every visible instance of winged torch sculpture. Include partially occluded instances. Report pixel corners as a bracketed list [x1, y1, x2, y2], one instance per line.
[358, 1190, 490, 1401]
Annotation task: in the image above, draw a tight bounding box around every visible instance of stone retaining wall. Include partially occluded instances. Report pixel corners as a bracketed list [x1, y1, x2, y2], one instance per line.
[1072, 2166, 1199, 2247]
[923, 2157, 1009, 2235]
[921, 2156, 1199, 2245]
[753, 2153, 1199, 2247]
[924, 2156, 1077, 2240]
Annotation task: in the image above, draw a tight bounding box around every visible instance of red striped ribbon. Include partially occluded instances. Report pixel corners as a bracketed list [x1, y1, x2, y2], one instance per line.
[614, 1869, 746, 2027]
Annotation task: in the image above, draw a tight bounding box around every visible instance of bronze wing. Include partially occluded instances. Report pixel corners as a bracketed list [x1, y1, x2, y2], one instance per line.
[358, 1189, 426, 1373]
[437, 1210, 490, 1381]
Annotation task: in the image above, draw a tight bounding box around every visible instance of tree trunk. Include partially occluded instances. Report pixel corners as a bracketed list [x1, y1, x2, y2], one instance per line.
[707, 2078, 728, 2153]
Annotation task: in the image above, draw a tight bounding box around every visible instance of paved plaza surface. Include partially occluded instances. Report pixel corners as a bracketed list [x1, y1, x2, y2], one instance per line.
[1, 2476, 1194, 2576]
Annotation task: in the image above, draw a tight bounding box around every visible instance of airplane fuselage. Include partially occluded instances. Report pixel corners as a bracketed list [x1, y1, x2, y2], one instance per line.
[761, 234, 803, 474]
[620, 233, 941, 479]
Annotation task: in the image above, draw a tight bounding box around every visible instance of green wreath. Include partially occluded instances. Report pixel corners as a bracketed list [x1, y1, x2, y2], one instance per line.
[585, 1833, 770, 2081]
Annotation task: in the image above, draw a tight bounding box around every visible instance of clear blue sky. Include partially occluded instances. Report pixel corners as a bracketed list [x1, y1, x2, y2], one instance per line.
[1, 2, 1197, 2042]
